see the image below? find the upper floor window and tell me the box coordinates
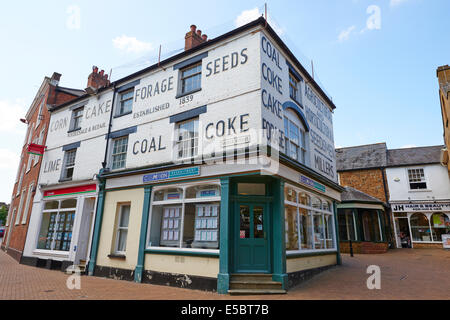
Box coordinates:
[118,89,134,116]
[111,136,128,170]
[408,168,427,190]
[176,118,199,159]
[70,107,83,131]
[289,73,299,102]
[284,116,306,164]
[36,101,44,127]
[180,63,202,95]
[61,149,77,181]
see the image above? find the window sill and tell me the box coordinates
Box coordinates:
[408,189,432,193]
[286,249,337,259]
[67,128,81,134]
[58,178,73,183]
[113,111,133,119]
[175,88,201,99]
[145,247,219,257]
[108,254,126,259]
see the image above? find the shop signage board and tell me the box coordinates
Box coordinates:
[442,235,450,249]
[143,167,200,183]
[43,184,97,198]
[392,203,450,212]
[299,175,326,193]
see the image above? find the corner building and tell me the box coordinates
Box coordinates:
[31,18,342,293]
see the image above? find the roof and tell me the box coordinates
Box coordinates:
[340,186,384,204]
[387,145,444,167]
[56,86,85,97]
[336,143,387,171]
[50,17,336,112]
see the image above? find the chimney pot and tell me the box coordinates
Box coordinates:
[99,70,104,76]
[202,34,207,41]
[190,25,197,32]
[196,30,202,37]
[93,66,98,73]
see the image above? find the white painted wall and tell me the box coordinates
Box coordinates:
[386,164,450,201]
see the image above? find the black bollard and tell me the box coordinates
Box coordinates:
[349,239,354,257]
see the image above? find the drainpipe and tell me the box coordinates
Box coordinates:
[333,200,342,265]
[381,169,394,248]
[102,85,117,169]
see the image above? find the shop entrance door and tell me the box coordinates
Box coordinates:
[395,217,412,248]
[234,203,270,273]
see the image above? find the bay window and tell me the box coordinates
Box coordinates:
[284,185,335,253]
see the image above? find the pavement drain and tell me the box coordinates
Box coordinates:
[400,275,408,280]
[43,289,55,293]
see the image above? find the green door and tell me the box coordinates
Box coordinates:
[234,203,270,273]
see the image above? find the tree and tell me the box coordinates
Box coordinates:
[0,206,8,226]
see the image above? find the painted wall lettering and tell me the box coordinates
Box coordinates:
[43,159,61,173]
[261,89,282,119]
[135,77,174,102]
[132,136,166,155]
[85,100,111,119]
[205,48,248,77]
[50,118,68,132]
[133,103,169,119]
[68,122,106,137]
[205,114,249,139]
[261,36,282,71]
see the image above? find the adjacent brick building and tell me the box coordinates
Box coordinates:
[2,73,84,262]
[336,143,394,252]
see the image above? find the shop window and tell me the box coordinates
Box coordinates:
[285,205,299,250]
[148,184,220,250]
[299,208,313,249]
[284,187,297,203]
[111,136,128,170]
[176,118,199,159]
[361,210,382,242]
[37,199,76,251]
[408,168,427,190]
[338,209,357,241]
[238,183,266,196]
[410,213,432,242]
[430,213,450,242]
[114,204,130,254]
[180,62,202,95]
[284,185,335,252]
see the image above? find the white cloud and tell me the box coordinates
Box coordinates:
[66,5,81,30]
[400,144,418,149]
[0,99,27,134]
[235,8,285,36]
[338,26,356,42]
[390,0,409,7]
[112,35,154,54]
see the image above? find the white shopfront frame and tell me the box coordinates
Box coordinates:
[284,183,337,256]
[146,179,221,254]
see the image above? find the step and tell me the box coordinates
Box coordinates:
[230,280,282,290]
[228,289,287,295]
[231,274,273,282]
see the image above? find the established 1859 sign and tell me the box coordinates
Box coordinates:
[392,203,450,212]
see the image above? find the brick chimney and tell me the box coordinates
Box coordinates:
[87,66,110,90]
[185,25,207,51]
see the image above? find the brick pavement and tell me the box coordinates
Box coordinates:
[0,248,449,300]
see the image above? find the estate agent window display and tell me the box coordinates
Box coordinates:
[284,184,336,253]
[147,181,221,252]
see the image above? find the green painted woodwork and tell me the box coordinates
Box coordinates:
[217,177,230,294]
[271,179,287,289]
[87,179,106,276]
[134,185,152,283]
[333,200,342,266]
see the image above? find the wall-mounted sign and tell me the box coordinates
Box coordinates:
[299,175,326,193]
[143,167,200,183]
[43,184,97,198]
[392,203,450,212]
[200,190,217,197]
[442,235,450,249]
[27,143,45,156]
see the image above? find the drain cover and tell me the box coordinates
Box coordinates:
[43,289,54,293]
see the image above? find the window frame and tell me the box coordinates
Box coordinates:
[69,107,84,132]
[115,88,134,117]
[284,115,307,164]
[284,184,337,255]
[110,135,129,170]
[289,72,302,105]
[114,204,131,255]
[407,168,428,190]
[21,182,34,224]
[147,181,221,254]
[176,118,199,160]
[60,148,77,182]
[179,62,202,97]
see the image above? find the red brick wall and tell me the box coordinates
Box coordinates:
[339,169,388,203]
[340,241,389,254]
[413,243,444,249]
[3,80,80,260]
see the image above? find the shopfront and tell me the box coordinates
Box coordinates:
[22,183,97,271]
[392,202,450,249]
[88,159,341,294]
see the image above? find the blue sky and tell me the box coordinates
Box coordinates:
[0,0,448,202]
